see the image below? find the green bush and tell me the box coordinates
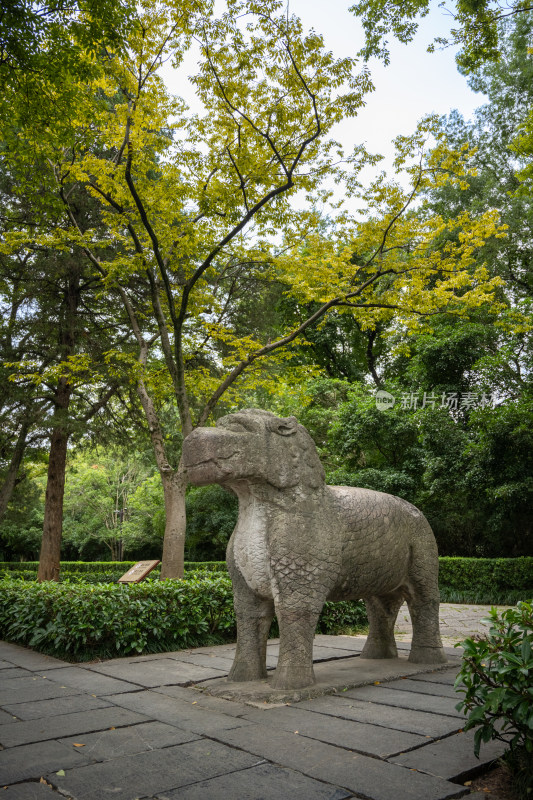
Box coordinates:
[439,557,533,604]
[316,600,368,634]
[2,557,532,603]
[0,574,236,659]
[0,575,367,661]
[0,560,228,583]
[439,557,533,592]
[455,602,533,799]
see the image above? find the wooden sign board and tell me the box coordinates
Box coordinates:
[118,560,160,583]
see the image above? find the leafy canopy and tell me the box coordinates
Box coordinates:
[350,0,533,71]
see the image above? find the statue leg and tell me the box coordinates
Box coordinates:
[406,547,447,664]
[360,591,404,659]
[227,563,274,683]
[270,603,322,690]
[407,587,447,664]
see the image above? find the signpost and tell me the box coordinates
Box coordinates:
[117,560,160,583]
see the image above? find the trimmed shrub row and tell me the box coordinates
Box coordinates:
[2,557,532,596]
[0,574,368,661]
[439,556,533,602]
[0,560,226,574]
[0,561,226,585]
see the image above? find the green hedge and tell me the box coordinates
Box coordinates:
[0,574,367,661]
[0,560,227,574]
[2,557,532,596]
[438,557,533,603]
[0,574,235,659]
[1,557,531,662]
[0,561,227,584]
[1,557,531,614]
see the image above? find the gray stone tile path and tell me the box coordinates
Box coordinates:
[394,602,510,646]
[0,605,509,799]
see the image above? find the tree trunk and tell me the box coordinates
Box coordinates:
[159,466,188,579]
[136,373,188,579]
[0,419,30,522]
[37,378,71,582]
[37,265,81,582]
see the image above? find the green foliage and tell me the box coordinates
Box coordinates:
[327,387,424,502]
[455,602,533,796]
[0,574,236,659]
[465,400,533,556]
[350,0,529,72]
[62,449,161,560]
[185,486,238,562]
[0,574,367,660]
[0,560,228,584]
[0,0,134,84]
[315,600,368,635]
[400,322,498,394]
[1,557,531,605]
[289,375,533,558]
[427,14,533,415]
[0,470,45,561]
[439,558,533,603]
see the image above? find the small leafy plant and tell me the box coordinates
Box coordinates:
[455,601,533,797]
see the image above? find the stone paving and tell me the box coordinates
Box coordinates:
[394,603,509,646]
[0,605,509,800]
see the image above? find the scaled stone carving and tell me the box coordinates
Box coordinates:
[183,409,446,690]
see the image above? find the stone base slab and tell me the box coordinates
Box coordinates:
[196,653,461,705]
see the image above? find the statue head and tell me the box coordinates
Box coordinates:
[182,409,325,491]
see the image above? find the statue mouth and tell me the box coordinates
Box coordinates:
[183,451,236,468]
[183,452,238,484]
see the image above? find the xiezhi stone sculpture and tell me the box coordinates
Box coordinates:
[183,409,446,690]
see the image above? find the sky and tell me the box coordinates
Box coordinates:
[287,0,485,176]
[161,0,486,199]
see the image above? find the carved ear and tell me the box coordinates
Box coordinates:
[267,416,298,436]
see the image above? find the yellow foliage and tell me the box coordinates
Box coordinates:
[2,2,508,432]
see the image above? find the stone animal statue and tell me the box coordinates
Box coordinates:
[182,409,446,690]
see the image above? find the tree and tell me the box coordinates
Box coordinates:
[3,1,506,578]
[268,15,533,558]
[185,485,238,562]
[62,448,157,560]
[430,14,533,298]
[0,268,48,522]
[0,156,140,579]
[0,0,134,111]
[19,0,374,578]
[350,0,533,72]
[0,460,46,561]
